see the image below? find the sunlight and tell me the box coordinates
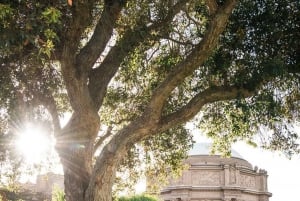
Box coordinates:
[134,179,146,194]
[16,123,51,164]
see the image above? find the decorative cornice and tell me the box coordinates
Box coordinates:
[161,185,272,197]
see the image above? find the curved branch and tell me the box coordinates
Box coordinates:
[158,59,300,132]
[86,2,238,198]
[159,85,255,132]
[147,0,238,121]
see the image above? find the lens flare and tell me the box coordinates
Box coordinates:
[16,123,50,163]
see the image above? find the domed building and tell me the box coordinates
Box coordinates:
[160,143,272,201]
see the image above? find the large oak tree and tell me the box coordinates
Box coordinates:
[0,0,299,201]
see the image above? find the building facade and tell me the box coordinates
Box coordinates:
[22,172,64,198]
[160,143,272,201]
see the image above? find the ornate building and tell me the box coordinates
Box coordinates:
[160,143,272,201]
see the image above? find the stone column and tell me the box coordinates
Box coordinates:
[229,165,237,185]
[224,164,230,186]
[236,167,240,186]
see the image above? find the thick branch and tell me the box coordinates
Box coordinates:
[76,0,126,70]
[88,0,189,110]
[147,0,238,121]
[206,0,218,15]
[159,85,254,131]
[85,116,155,200]
[158,58,300,132]
[64,0,94,58]
[61,0,96,112]
[87,4,239,193]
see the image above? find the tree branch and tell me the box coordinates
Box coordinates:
[42,94,61,134]
[88,0,189,110]
[205,0,218,15]
[64,0,94,58]
[76,0,126,71]
[90,1,238,168]
[28,89,61,133]
[165,32,194,46]
[93,126,112,154]
[147,0,238,121]
[159,85,255,131]
[60,0,97,112]
[158,58,300,132]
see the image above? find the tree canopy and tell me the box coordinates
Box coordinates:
[0,0,299,201]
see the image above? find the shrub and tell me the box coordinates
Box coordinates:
[51,186,65,201]
[117,194,158,201]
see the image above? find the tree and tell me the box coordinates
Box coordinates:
[0,0,299,201]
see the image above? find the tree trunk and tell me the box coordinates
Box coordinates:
[64,168,89,201]
[58,143,93,201]
[56,112,100,201]
[85,176,115,201]
[84,144,120,201]
[61,150,115,201]
[84,119,154,201]
[63,160,115,201]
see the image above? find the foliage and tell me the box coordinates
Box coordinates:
[52,186,65,201]
[197,0,300,157]
[117,194,157,201]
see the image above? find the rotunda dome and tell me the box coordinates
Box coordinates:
[187,142,252,169]
[188,142,243,158]
[160,142,272,201]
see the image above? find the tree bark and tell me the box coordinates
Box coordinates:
[63,169,89,201]
[56,112,100,201]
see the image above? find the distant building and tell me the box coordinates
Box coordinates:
[23,172,64,196]
[160,143,272,201]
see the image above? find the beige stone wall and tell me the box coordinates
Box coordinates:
[22,172,64,195]
[36,172,64,194]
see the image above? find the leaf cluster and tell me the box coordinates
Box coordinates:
[190,0,300,157]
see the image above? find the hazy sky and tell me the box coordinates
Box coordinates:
[233,142,300,201]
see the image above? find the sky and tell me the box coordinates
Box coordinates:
[192,132,300,201]
[233,142,300,201]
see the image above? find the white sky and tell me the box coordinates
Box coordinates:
[233,142,300,201]
[193,133,300,201]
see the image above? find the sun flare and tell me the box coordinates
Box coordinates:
[16,123,51,163]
